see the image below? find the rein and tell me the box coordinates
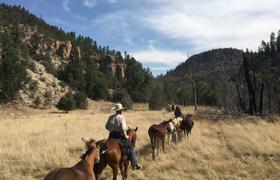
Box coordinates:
[99,138,121,155]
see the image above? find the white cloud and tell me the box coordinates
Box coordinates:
[83,0,97,8]
[62,0,70,12]
[131,45,186,66]
[65,0,280,74]
[141,0,280,52]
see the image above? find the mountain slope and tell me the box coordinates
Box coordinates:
[163,48,243,83]
[0,3,154,107]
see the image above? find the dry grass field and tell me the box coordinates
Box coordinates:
[0,101,280,180]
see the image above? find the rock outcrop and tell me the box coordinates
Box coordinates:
[101,55,126,78]
[117,63,127,79]
[19,61,70,108]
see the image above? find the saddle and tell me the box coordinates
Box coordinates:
[99,132,132,159]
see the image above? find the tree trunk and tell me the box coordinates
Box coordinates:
[191,78,197,111]
[236,83,246,112]
[268,84,272,113]
[243,53,257,115]
[258,81,264,115]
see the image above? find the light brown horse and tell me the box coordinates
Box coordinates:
[148,120,172,160]
[94,127,138,180]
[44,138,100,180]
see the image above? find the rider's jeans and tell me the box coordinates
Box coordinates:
[129,149,138,167]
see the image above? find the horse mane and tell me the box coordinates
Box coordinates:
[160,119,172,125]
[80,139,96,160]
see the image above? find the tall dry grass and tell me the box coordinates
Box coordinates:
[0,102,280,180]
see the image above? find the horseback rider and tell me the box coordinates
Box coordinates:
[105,103,141,170]
[174,105,183,118]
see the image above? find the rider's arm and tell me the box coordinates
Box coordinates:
[120,115,129,138]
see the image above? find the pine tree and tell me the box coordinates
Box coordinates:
[0,33,28,102]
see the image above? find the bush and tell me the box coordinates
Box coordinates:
[149,83,167,110]
[28,80,38,91]
[56,93,76,113]
[33,96,41,108]
[73,91,88,109]
[121,93,133,109]
[113,89,133,109]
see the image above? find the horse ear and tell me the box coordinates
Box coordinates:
[81,137,87,143]
[135,127,138,132]
[128,126,130,130]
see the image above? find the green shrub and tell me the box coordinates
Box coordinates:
[33,96,41,108]
[113,89,133,109]
[56,93,76,113]
[28,80,38,91]
[149,83,167,110]
[73,92,88,109]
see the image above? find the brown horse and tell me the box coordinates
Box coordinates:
[180,114,194,138]
[44,138,100,180]
[148,120,172,160]
[94,127,138,180]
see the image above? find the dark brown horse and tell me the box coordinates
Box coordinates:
[44,138,100,180]
[94,127,138,180]
[148,120,172,160]
[180,114,194,138]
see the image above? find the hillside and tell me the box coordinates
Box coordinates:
[160,40,280,114]
[163,48,243,83]
[0,3,153,108]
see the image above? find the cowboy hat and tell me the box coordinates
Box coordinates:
[111,103,126,112]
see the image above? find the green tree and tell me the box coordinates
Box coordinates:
[58,43,86,91]
[73,91,88,109]
[0,33,28,102]
[56,93,76,113]
[84,59,108,100]
[113,89,133,109]
[148,82,166,110]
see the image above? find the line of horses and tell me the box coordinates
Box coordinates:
[148,114,194,160]
[43,115,194,180]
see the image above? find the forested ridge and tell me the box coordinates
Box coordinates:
[1,3,280,115]
[0,3,154,110]
[161,34,280,115]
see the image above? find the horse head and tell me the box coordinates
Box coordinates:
[127,127,138,147]
[81,137,100,163]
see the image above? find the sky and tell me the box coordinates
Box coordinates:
[2,0,280,76]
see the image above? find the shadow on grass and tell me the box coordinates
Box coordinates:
[50,111,66,114]
[137,143,152,158]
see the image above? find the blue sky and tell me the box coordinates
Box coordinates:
[2,0,280,76]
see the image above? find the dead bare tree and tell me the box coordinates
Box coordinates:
[183,73,197,110]
[243,53,257,115]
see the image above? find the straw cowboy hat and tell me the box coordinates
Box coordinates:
[111,103,126,112]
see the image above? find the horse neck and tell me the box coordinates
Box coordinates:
[127,130,135,141]
[160,122,169,128]
[74,149,96,173]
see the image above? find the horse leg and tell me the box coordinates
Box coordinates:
[120,161,125,180]
[112,164,119,180]
[150,137,155,160]
[166,133,170,145]
[162,136,165,153]
[156,138,160,156]
[94,159,107,180]
[124,160,129,179]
